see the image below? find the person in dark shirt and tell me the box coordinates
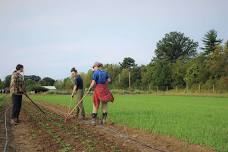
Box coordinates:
[87,62,114,125]
[71,67,85,120]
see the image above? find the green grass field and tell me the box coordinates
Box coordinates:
[32,94,228,152]
[0,95,4,106]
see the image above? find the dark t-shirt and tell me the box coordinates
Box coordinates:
[75,75,83,90]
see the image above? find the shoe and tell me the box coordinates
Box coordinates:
[10,119,18,125]
[10,119,15,125]
[91,113,97,125]
[15,118,20,123]
[101,112,107,125]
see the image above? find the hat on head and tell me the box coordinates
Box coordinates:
[93,62,103,68]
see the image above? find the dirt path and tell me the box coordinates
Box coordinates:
[0,102,19,152]
[0,102,45,152]
[10,111,43,152]
[0,103,10,152]
[1,100,65,152]
[39,102,216,152]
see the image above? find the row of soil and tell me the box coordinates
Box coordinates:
[23,101,128,152]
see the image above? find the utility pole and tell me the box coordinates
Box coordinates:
[128,71,131,89]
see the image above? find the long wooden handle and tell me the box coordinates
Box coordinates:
[65,93,88,119]
[25,94,46,115]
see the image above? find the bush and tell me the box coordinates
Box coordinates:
[202,79,216,90]
[216,76,228,92]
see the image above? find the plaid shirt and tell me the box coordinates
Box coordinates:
[10,72,26,95]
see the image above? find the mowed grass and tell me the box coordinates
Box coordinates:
[0,95,4,106]
[32,94,228,152]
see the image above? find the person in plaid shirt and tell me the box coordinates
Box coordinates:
[10,64,26,125]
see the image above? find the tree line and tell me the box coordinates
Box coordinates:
[1,29,227,92]
[0,75,56,92]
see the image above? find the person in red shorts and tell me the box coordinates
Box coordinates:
[87,62,114,125]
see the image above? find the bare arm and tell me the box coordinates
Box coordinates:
[71,85,77,97]
[87,80,96,92]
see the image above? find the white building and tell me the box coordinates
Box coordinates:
[42,86,57,91]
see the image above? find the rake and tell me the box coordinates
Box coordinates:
[24,94,46,115]
[64,92,88,122]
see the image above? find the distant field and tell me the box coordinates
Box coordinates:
[32,94,228,152]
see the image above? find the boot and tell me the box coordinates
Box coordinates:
[10,119,18,125]
[91,113,97,125]
[101,112,107,125]
[10,119,15,125]
[16,117,20,123]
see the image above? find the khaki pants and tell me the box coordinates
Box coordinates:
[75,89,85,118]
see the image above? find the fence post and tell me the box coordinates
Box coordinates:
[213,84,215,93]
[128,71,131,89]
[186,84,188,94]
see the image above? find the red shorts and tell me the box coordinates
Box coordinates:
[93,84,114,108]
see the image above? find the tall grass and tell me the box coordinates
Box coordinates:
[0,94,5,106]
[32,94,228,152]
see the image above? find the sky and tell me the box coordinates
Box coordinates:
[0,0,228,80]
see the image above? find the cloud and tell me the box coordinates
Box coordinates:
[0,0,228,80]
